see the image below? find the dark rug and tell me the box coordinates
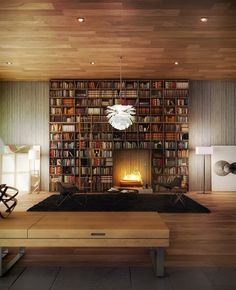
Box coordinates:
[27,193,210,213]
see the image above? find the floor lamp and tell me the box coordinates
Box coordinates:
[28,149,40,193]
[195,146,213,194]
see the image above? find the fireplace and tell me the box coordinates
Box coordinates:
[113,150,151,188]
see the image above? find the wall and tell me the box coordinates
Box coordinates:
[0,82,49,190]
[0,81,235,191]
[189,81,236,191]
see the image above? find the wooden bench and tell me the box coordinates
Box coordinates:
[0,212,169,277]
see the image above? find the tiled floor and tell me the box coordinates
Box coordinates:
[1,266,236,290]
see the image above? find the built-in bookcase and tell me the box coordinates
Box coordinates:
[49,79,189,192]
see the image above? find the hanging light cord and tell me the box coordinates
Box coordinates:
[119,56,122,99]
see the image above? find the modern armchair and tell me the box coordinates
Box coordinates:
[156,176,186,206]
[56,182,87,207]
[156,176,183,192]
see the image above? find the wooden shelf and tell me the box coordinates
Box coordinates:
[49,79,189,192]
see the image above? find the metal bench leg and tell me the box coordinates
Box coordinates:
[150,247,165,277]
[0,247,25,277]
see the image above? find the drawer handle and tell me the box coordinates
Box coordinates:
[91,232,106,236]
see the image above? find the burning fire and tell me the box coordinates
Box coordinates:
[122,170,143,183]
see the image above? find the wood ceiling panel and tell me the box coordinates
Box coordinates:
[0,0,236,80]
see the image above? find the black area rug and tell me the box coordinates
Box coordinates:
[27,193,210,213]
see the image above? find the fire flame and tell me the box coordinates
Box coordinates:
[122,170,142,182]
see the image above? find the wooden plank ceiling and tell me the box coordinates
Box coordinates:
[0,0,236,80]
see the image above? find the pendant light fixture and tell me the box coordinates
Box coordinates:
[106,56,136,130]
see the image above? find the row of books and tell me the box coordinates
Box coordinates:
[51,80,188,90]
[164,124,187,132]
[176,108,188,115]
[50,116,80,123]
[151,90,162,97]
[50,124,75,132]
[92,158,113,166]
[113,141,163,149]
[50,141,74,149]
[50,94,188,106]
[50,90,74,98]
[62,98,74,106]
[51,81,74,89]
[164,81,189,89]
[92,133,113,141]
[50,97,188,108]
[90,141,113,149]
[153,166,188,175]
[50,115,188,125]
[164,98,188,107]
[165,150,189,158]
[101,176,113,183]
[137,116,163,122]
[151,98,162,106]
[92,167,112,175]
[50,107,76,115]
[139,90,150,97]
[75,89,87,97]
[152,157,188,166]
[87,90,116,98]
[92,123,111,131]
[50,98,61,106]
[164,90,188,97]
[49,166,62,175]
[165,116,188,123]
[50,150,75,158]
[88,108,102,115]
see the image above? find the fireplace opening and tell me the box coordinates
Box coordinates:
[113,150,152,190]
[120,169,143,187]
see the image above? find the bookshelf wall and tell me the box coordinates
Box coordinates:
[49,79,189,192]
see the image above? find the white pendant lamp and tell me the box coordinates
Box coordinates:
[106,56,136,130]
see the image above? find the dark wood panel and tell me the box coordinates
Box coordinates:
[0,81,49,190]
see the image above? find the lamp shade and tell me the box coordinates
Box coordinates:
[106,104,135,130]
[195,146,213,155]
[28,149,40,160]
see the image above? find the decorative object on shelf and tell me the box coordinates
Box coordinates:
[28,148,40,193]
[195,146,213,194]
[106,56,136,130]
[0,184,18,218]
[211,146,236,191]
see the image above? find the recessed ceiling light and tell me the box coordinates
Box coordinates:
[6,61,13,65]
[77,17,85,23]
[200,17,208,23]
[90,61,95,65]
[174,61,179,65]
